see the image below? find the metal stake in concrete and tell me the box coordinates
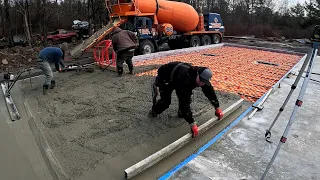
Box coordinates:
[261,41,319,179]
[248,88,272,119]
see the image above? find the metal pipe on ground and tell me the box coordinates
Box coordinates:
[248,88,272,119]
[299,70,320,76]
[124,99,244,179]
[294,74,320,83]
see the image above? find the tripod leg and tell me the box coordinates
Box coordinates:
[261,44,318,180]
[265,47,314,140]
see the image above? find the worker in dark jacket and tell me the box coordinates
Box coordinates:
[111,27,139,76]
[37,43,68,95]
[149,61,224,138]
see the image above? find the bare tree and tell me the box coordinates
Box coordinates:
[41,0,48,46]
[4,0,14,46]
[15,0,32,47]
[0,1,4,37]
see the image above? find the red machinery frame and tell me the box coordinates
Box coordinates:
[93,40,116,68]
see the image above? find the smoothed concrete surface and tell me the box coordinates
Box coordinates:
[1,81,56,180]
[170,56,320,179]
[0,92,38,180]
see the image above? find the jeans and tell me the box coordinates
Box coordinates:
[37,60,53,86]
[116,50,134,69]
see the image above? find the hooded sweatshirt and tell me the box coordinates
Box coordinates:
[111,27,139,53]
[156,61,220,109]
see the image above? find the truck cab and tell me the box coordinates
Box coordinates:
[204,13,225,43]
[119,16,167,55]
[45,29,78,45]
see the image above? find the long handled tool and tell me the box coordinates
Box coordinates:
[260,25,320,180]
[61,63,95,74]
[1,68,34,121]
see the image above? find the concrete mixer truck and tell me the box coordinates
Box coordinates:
[70,0,225,57]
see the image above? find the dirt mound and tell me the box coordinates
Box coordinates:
[0,46,42,73]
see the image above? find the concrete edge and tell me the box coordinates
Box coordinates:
[131,44,225,63]
[272,53,308,89]
[0,57,94,83]
[125,99,244,179]
[224,43,306,56]
[23,97,68,180]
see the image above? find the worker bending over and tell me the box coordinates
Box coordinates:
[111,27,139,76]
[149,61,224,138]
[37,43,68,95]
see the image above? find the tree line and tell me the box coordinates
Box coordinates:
[0,0,319,47]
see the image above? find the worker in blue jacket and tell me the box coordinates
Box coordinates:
[37,43,68,95]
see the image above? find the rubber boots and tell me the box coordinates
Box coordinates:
[178,109,183,118]
[43,85,49,95]
[148,106,158,117]
[117,67,123,77]
[128,65,133,74]
[148,109,158,117]
[50,80,56,89]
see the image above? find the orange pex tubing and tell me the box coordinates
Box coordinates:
[136,0,199,32]
[134,46,303,102]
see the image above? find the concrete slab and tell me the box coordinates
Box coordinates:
[0,81,56,180]
[0,99,39,180]
[20,65,241,180]
[168,56,320,179]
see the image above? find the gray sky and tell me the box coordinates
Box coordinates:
[274,0,309,9]
[289,0,308,6]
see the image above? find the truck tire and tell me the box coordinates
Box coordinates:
[48,40,53,46]
[212,34,221,44]
[71,36,77,43]
[189,35,201,47]
[201,35,211,46]
[168,40,183,50]
[140,39,155,55]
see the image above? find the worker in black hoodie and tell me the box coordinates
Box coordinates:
[149,61,224,138]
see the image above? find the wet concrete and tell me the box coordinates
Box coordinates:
[169,56,320,179]
[0,105,39,180]
[0,78,56,180]
[20,64,241,180]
